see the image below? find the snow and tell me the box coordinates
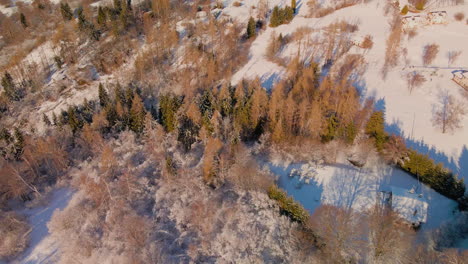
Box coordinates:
[229,0,468,186]
[270,159,457,230]
[13,188,74,264]
[391,186,428,224]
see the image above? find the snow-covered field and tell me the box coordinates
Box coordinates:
[270,159,458,232]
[226,0,468,185]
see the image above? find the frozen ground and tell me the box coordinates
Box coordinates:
[10,188,74,264]
[228,0,468,184]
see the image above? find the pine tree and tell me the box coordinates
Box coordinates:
[1,72,20,101]
[321,113,338,143]
[98,83,109,107]
[177,115,199,152]
[270,6,280,27]
[60,3,73,21]
[97,6,107,27]
[129,94,146,134]
[43,113,51,126]
[365,111,388,151]
[247,17,256,39]
[105,103,118,128]
[67,107,82,134]
[125,87,134,109]
[159,94,181,132]
[77,7,87,31]
[20,13,28,28]
[291,0,296,13]
[113,0,122,13]
[13,128,24,160]
[114,83,126,106]
[0,128,12,144]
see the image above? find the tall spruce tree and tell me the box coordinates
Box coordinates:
[60,2,73,21]
[247,17,256,39]
[20,13,28,28]
[97,6,107,27]
[98,83,109,107]
[129,95,146,134]
[365,111,388,151]
[2,72,20,101]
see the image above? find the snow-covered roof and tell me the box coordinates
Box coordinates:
[391,186,428,224]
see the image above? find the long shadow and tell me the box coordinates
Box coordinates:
[326,165,381,212]
[376,98,466,191]
[269,163,324,214]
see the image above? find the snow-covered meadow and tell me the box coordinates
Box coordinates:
[224,0,468,186]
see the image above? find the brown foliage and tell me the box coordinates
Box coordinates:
[361,35,373,49]
[0,212,30,259]
[422,44,439,66]
[406,71,426,94]
[454,12,465,21]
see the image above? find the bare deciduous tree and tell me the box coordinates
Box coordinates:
[422,44,439,66]
[432,90,466,133]
[366,205,414,264]
[406,71,426,94]
[447,50,462,67]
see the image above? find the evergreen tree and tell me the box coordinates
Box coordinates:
[159,94,181,132]
[270,6,280,27]
[60,2,73,21]
[105,103,118,128]
[20,13,28,28]
[97,6,107,27]
[113,0,122,13]
[177,115,199,152]
[125,86,134,109]
[77,7,87,31]
[114,83,126,106]
[13,128,24,160]
[0,128,12,144]
[365,111,388,151]
[129,95,146,134]
[321,113,338,143]
[67,107,82,134]
[1,72,20,101]
[291,0,296,13]
[43,113,51,126]
[247,17,256,39]
[98,83,109,107]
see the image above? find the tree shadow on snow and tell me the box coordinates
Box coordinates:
[270,163,324,215]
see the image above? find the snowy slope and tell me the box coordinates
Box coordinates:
[229,0,468,183]
[11,189,74,264]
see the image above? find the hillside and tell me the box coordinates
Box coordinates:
[0,0,468,263]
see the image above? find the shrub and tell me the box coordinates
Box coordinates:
[401,5,409,15]
[361,35,374,49]
[233,1,241,7]
[268,185,309,224]
[454,12,465,21]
